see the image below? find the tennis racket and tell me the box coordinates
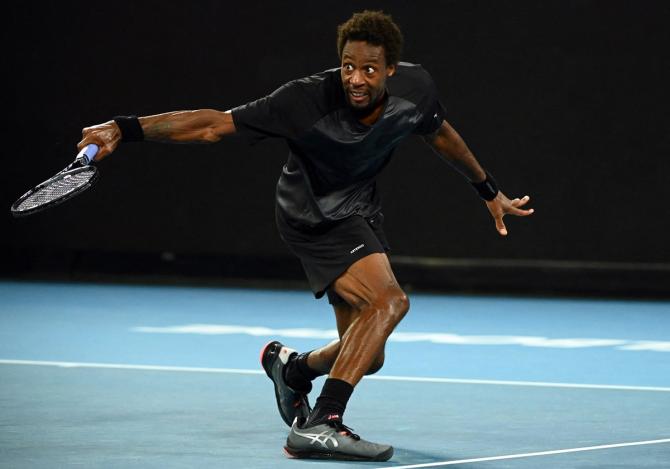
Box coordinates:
[10,144,100,217]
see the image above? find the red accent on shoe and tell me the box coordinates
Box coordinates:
[282,447,297,459]
[259,340,274,365]
[327,414,340,421]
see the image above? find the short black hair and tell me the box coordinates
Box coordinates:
[337,10,404,66]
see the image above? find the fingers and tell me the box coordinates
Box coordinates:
[485,198,509,236]
[511,195,530,207]
[78,128,100,154]
[511,207,534,216]
[486,193,534,236]
[509,195,534,216]
[76,130,90,152]
[77,137,106,161]
[495,214,508,236]
[77,121,119,161]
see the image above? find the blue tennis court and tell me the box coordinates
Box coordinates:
[1,280,669,468]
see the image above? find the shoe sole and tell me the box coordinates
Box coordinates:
[283,445,393,462]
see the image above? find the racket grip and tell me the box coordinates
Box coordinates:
[76,144,100,164]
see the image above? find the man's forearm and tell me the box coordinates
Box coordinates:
[138,109,236,143]
[425,120,486,183]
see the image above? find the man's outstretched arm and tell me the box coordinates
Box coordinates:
[77,109,237,160]
[423,119,534,236]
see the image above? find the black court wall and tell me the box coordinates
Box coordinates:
[3,1,669,296]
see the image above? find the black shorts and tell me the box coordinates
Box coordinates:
[276,209,390,303]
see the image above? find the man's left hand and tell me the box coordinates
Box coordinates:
[486,193,534,236]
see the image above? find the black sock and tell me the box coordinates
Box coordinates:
[284,352,323,393]
[305,378,354,426]
[296,352,323,380]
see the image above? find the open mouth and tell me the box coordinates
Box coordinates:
[349,90,368,103]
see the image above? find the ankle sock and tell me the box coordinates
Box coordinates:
[305,378,354,426]
[296,352,323,380]
[284,351,323,393]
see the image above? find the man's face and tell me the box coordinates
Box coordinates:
[341,40,396,113]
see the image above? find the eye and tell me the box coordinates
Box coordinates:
[343,64,354,72]
[365,66,375,74]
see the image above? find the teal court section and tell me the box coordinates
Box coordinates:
[1,281,669,468]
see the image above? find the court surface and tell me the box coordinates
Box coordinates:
[1,280,669,468]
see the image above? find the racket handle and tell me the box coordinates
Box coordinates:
[76,144,100,165]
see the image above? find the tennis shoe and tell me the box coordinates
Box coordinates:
[284,416,393,461]
[260,340,311,427]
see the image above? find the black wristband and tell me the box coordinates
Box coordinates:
[113,115,144,142]
[471,171,499,201]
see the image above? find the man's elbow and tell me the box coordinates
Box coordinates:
[204,111,237,142]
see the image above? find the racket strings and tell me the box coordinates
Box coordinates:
[14,170,96,212]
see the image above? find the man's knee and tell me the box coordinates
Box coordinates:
[382,288,410,328]
[339,286,408,317]
[391,289,410,318]
[353,287,409,338]
[366,352,385,375]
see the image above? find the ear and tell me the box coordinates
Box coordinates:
[386,64,396,77]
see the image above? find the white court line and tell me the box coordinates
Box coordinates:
[366,374,670,392]
[380,438,670,469]
[0,359,264,375]
[1,359,670,393]
[131,324,670,352]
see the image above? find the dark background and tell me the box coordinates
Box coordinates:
[3,0,669,296]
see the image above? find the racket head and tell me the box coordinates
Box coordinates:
[11,165,99,217]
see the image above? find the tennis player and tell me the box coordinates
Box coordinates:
[79,10,533,461]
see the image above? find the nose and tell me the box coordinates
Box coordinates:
[350,69,364,86]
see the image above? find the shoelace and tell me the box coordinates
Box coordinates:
[329,421,360,441]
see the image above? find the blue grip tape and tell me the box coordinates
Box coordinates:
[77,144,99,164]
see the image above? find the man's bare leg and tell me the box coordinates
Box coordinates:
[302,301,386,376]
[303,252,409,425]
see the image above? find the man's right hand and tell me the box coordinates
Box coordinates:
[77,120,122,162]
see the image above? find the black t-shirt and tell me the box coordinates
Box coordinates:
[231,62,447,228]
